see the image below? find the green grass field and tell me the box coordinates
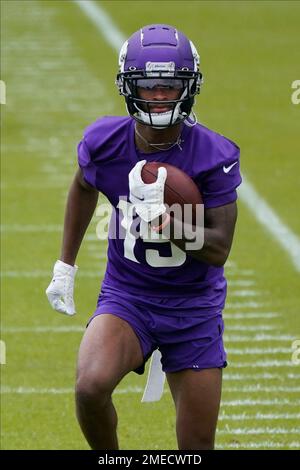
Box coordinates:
[1,0,300,450]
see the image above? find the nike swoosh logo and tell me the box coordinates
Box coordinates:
[131,194,145,201]
[223,162,238,173]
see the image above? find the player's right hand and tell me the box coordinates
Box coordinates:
[46,260,78,316]
[129,160,167,222]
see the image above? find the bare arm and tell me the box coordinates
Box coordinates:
[159,202,238,267]
[60,169,99,265]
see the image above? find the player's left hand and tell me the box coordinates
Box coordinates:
[129,160,167,222]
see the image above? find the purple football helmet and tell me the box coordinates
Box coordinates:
[116,24,203,128]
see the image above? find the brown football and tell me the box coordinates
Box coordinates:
[141,161,203,224]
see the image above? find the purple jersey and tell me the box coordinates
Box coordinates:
[78,116,241,312]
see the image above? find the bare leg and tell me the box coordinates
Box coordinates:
[75,314,144,450]
[167,368,222,450]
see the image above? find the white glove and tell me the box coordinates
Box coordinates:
[46,260,78,316]
[129,160,167,222]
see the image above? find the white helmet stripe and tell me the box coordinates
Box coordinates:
[189,40,200,72]
[118,41,128,73]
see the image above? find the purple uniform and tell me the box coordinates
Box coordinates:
[78,116,241,372]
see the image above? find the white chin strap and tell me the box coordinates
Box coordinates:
[134,100,184,128]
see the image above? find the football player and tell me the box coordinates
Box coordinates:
[46,24,241,450]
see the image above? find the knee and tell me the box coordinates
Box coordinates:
[75,370,114,409]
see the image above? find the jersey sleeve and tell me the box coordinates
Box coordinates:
[199,148,242,209]
[77,138,98,189]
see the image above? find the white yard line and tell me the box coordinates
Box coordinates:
[2,326,85,333]
[225,334,294,341]
[227,280,256,287]
[0,226,104,244]
[72,0,300,273]
[229,360,295,368]
[224,312,280,319]
[0,387,74,394]
[2,387,300,404]
[2,387,300,408]
[0,386,144,395]
[225,302,266,309]
[226,325,276,331]
[228,347,291,355]
[224,372,300,381]
[1,224,62,233]
[218,427,300,435]
[2,324,278,334]
[0,270,104,278]
[216,442,300,449]
[226,269,255,276]
[229,290,261,297]
[219,412,300,421]
[223,398,300,406]
[224,385,300,393]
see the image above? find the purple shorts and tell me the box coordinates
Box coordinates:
[88,288,227,375]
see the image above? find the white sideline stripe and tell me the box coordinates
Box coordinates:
[72,1,300,274]
[224,312,280,319]
[239,177,300,272]
[219,427,300,435]
[219,413,300,421]
[216,442,300,449]
[73,0,125,50]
